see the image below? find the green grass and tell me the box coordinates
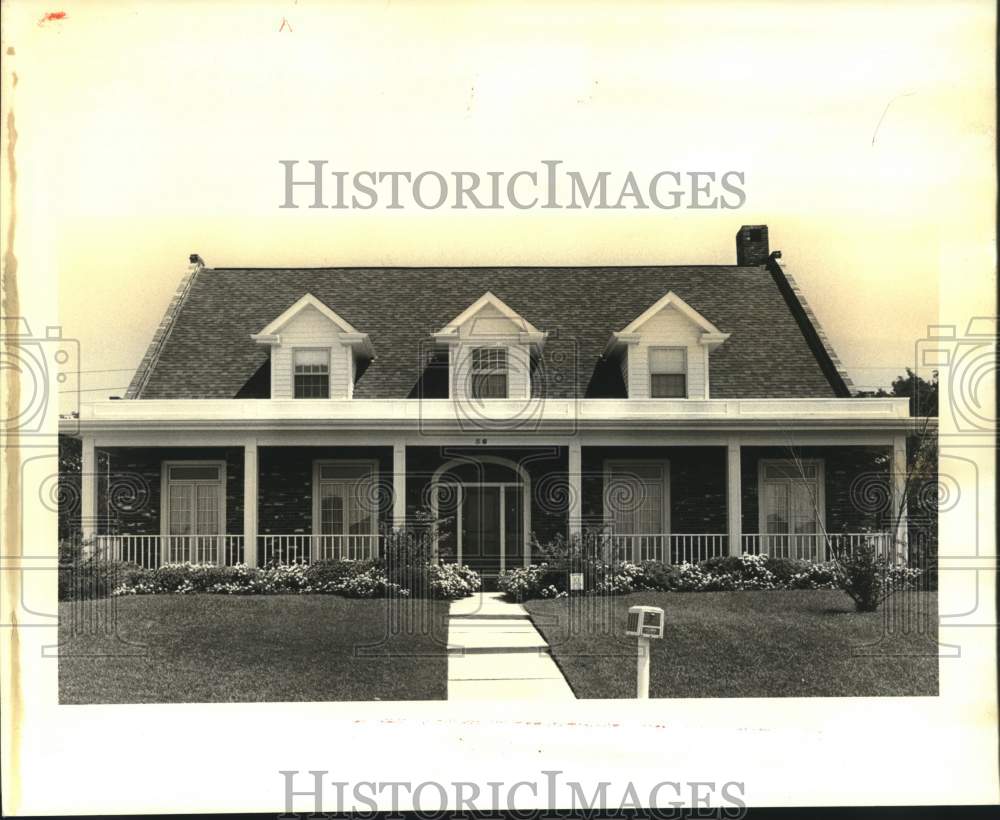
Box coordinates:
[59,595,451,703]
[525,590,938,699]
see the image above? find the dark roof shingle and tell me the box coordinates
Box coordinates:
[135,265,844,400]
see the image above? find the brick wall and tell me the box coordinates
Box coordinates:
[101,447,244,535]
[740,445,889,533]
[257,446,393,534]
[581,446,728,532]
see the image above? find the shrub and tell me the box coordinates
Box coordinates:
[58,539,140,601]
[787,561,839,590]
[497,564,551,602]
[832,540,923,611]
[110,560,406,598]
[304,559,380,591]
[763,556,813,584]
[426,563,482,599]
[592,561,644,594]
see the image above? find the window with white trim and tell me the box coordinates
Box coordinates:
[293,348,330,398]
[315,461,379,537]
[470,347,508,399]
[163,461,226,563]
[649,347,687,398]
[604,461,669,534]
[759,460,823,538]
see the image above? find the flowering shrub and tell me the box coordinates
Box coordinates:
[787,562,839,590]
[111,560,406,598]
[496,564,552,602]
[426,563,482,599]
[109,557,481,600]
[592,561,644,594]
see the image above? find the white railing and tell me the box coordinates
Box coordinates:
[258,534,382,564]
[741,532,893,563]
[604,533,729,564]
[96,534,244,568]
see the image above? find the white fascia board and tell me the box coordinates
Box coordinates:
[619,290,726,336]
[433,291,542,336]
[340,332,376,359]
[254,293,360,338]
[699,332,732,351]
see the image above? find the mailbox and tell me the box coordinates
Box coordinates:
[626,605,665,639]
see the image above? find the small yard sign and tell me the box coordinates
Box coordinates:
[569,572,584,591]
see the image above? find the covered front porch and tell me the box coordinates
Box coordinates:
[82,437,907,574]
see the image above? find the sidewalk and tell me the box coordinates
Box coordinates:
[446,592,576,700]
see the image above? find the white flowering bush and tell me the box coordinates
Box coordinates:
[109,557,482,600]
[426,563,482,599]
[592,561,644,594]
[111,560,405,598]
[497,564,554,602]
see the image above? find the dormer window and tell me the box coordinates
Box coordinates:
[604,291,729,400]
[251,293,373,400]
[293,349,330,398]
[431,292,546,403]
[470,347,508,399]
[649,347,687,398]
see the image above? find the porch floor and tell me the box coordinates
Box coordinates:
[446,593,576,700]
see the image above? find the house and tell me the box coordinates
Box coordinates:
[65,225,917,575]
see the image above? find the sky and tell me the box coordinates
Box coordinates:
[2,1,995,413]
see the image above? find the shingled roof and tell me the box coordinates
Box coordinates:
[131,264,851,400]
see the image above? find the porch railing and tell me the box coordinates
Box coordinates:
[96,534,244,568]
[741,532,893,563]
[94,532,892,569]
[605,532,894,565]
[258,534,382,565]
[604,534,729,564]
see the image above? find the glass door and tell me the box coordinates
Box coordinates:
[165,463,223,564]
[462,485,501,572]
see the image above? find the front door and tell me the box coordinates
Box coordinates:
[462,486,502,573]
[453,482,523,575]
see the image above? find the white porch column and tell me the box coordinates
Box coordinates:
[80,434,96,554]
[243,437,258,567]
[392,440,406,529]
[568,441,582,539]
[727,436,742,556]
[890,434,909,563]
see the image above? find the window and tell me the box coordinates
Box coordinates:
[759,459,824,555]
[163,461,225,563]
[604,461,668,534]
[293,349,330,398]
[470,347,508,399]
[314,462,378,537]
[649,347,687,398]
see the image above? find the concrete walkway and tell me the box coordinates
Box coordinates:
[447,591,576,700]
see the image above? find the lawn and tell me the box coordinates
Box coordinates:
[525,590,938,699]
[59,595,451,703]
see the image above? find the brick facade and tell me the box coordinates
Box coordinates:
[740,445,890,534]
[101,446,244,535]
[97,443,890,541]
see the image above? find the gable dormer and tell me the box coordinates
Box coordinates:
[432,292,545,401]
[605,292,729,399]
[251,294,373,399]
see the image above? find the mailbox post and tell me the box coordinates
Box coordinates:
[625,605,665,699]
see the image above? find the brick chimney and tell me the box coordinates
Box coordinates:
[736,225,769,265]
